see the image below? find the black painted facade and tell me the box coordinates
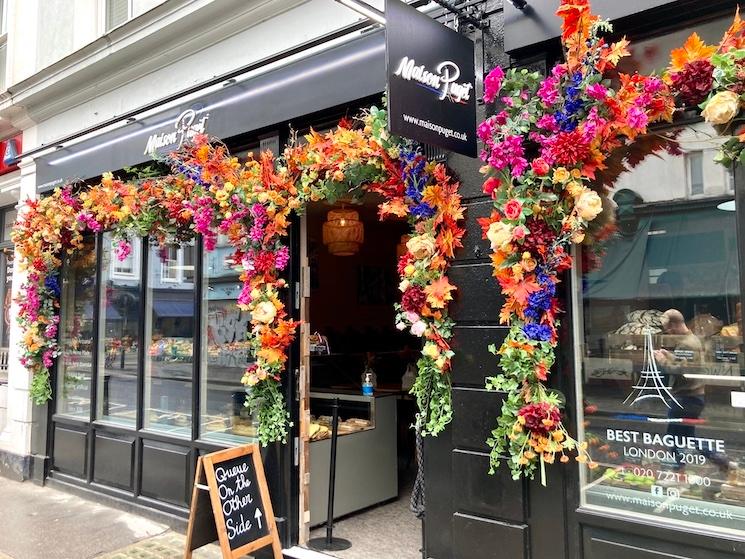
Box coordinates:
[40,2,745,558]
[422,1,745,559]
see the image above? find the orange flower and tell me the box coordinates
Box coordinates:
[424,276,456,308]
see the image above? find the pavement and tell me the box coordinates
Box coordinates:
[0,477,224,558]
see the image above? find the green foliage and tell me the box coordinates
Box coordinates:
[411,355,453,436]
[246,378,292,446]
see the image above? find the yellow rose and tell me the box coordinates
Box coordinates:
[422,343,440,359]
[575,189,603,221]
[566,180,584,198]
[552,167,570,183]
[571,230,586,244]
[486,221,512,251]
[406,235,437,259]
[404,264,416,277]
[702,90,741,125]
[251,301,277,324]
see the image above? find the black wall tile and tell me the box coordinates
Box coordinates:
[457,200,495,262]
[449,264,501,323]
[452,387,504,452]
[93,432,134,491]
[140,440,191,507]
[451,325,507,387]
[453,450,525,523]
[453,512,527,559]
[52,426,87,478]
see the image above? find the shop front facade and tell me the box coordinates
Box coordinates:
[3,1,745,559]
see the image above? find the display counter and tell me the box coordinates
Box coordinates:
[309,391,398,525]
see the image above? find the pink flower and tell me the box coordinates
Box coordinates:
[503,199,523,220]
[410,321,427,337]
[501,96,514,107]
[627,106,648,130]
[512,225,529,241]
[42,350,54,369]
[405,311,420,323]
[551,64,568,79]
[477,118,495,143]
[536,114,559,132]
[537,77,559,105]
[586,83,608,100]
[483,67,505,103]
[275,246,290,270]
[114,240,131,262]
[494,111,508,126]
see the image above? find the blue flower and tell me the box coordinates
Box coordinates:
[411,202,436,219]
[44,274,61,298]
[523,323,552,342]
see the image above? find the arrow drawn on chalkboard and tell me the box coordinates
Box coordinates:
[255,508,263,530]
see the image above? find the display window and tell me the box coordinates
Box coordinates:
[56,235,97,418]
[200,234,256,443]
[575,122,745,534]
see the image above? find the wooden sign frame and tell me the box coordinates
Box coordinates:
[185,444,283,559]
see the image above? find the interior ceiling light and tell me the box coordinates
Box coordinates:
[323,207,364,256]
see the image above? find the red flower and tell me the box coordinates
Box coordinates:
[482,177,500,198]
[518,402,561,435]
[543,129,591,167]
[669,59,714,107]
[531,158,550,176]
[503,199,523,220]
[397,252,414,275]
[401,286,427,313]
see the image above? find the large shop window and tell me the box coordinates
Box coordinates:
[143,243,196,436]
[200,235,255,443]
[57,235,97,418]
[97,234,141,425]
[576,122,745,534]
[54,231,256,443]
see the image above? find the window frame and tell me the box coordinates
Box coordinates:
[101,0,134,33]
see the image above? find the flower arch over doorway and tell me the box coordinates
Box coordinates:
[13,106,464,444]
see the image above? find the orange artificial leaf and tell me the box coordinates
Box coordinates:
[721,7,745,51]
[669,33,716,72]
[422,185,447,209]
[605,38,630,67]
[499,275,540,306]
[379,199,408,218]
[424,276,456,308]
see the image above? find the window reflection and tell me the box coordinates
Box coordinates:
[578,122,745,533]
[144,243,195,436]
[57,235,96,418]
[97,234,141,425]
[200,235,256,443]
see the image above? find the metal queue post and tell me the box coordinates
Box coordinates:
[308,397,352,552]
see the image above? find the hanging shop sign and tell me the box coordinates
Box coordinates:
[385,0,477,157]
[185,445,282,559]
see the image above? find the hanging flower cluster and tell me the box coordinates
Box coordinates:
[13,105,464,445]
[479,0,676,483]
[666,8,745,166]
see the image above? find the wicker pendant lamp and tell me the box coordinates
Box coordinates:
[322,207,364,256]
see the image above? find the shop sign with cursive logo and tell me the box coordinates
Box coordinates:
[144,108,210,156]
[385,0,477,157]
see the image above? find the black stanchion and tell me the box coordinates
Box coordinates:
[309,398,352,552]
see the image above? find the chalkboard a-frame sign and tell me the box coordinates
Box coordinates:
[184,445,282,559]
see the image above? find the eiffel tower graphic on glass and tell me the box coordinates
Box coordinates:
[624,329,683,409]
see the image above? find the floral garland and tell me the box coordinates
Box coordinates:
[664,8,745,166]
[13,105,463,444]
[478,0,678,482]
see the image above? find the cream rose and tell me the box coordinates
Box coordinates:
[406,235,437,259]
[702,91,741,125]
[252,301,277,324]
[575,189,603,222]
[486,221,513,251]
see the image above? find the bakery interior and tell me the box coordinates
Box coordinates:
[304,194,422,557]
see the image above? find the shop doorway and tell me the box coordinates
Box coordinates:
[295,194,423,559]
